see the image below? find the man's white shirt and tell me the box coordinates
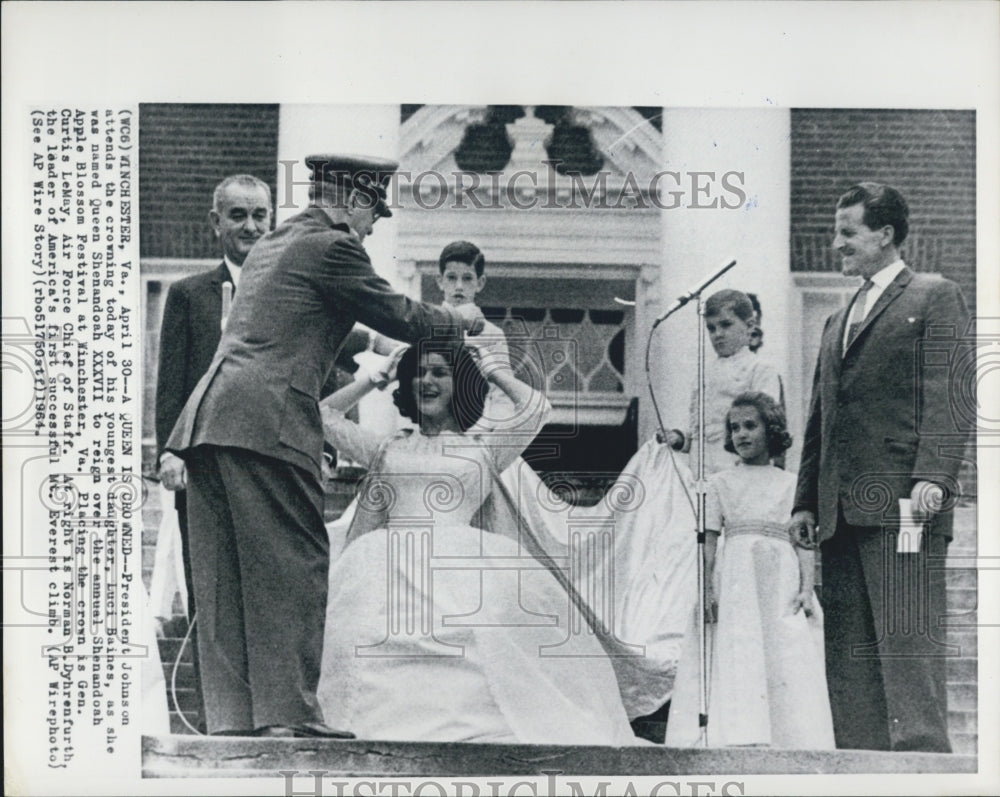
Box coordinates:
[841,259,906,351]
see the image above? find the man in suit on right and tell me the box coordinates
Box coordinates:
[790,183,971,753]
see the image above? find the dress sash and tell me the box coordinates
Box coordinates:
[725,520,792,544]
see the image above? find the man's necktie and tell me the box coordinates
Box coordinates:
[844,279,874,353]
[221,280,234,331]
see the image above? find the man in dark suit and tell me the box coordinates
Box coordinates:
[165,154,485,738]
[156,174,274,617]
[155,174,273,733]
[790,183,971,752]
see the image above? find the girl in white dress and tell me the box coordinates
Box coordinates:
[666,392,835,749]
[317,337,641,745]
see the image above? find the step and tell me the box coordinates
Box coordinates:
[169,712,204,736]
[160,661,198,690]
[947,682,977,712]
[947,709,978,735]
[949,731,978,757]
[158,636,196,662]
[163,685,201,713]
[946,628,978,656]
[945,658,977,682]
[142,735,978,779]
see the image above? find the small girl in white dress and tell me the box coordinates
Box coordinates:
[666,392,835,748]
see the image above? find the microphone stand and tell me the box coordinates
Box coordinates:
[646,257,735,748]
[694,293,710,748]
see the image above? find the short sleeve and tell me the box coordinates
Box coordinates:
[704,473,724,532]
[321,407,385,469]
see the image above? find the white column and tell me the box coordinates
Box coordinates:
[277,104,405,435]
[656,109,799,462]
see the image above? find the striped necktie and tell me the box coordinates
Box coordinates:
[844,279,874,353]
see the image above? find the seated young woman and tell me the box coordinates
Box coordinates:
[316,335,642,745]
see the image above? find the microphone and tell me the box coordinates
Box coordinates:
[221,281,233,331]
[653,258,737,325]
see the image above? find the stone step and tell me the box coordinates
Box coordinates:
[162,614,193,636]
[946,628,978,656]
[142,545,157,574]
[169,712,204,735]
[947,709,979,735]
[949,731,978,758]
[947,682,977,712]
[162,661,197,689]
[158,637,196,663]
[156,615,203,733]
[945,567,977,589]
[160,655,195,688]
[946,658,977,682]
[142,735,978,779]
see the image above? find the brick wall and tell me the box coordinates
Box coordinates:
[790,109,976,314]
[139,103,280,258]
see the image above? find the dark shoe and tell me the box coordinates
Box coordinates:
[254,722,355,739]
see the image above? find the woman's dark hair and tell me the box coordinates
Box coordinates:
[392,337,489,432]
[723,391,793,456]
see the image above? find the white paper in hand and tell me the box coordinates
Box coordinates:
[897,498,925,554]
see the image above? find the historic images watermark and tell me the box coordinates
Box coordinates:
[279,770,747,796]
[277,160,750,213]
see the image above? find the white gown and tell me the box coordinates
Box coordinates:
[665,464,835,748]
[318,408,641,745]
[326,327,700,724]
[496,440,698,719]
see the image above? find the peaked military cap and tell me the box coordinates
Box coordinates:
[305,154,399,218]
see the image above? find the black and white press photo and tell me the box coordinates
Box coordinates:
[3,3,997,795]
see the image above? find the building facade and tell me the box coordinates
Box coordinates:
[140,104,977,752]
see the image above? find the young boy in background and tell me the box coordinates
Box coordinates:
[436,240,520,433]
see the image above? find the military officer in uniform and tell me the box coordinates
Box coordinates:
[166,154,484,737]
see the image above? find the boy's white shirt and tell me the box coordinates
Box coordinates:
[685,345,783,475]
